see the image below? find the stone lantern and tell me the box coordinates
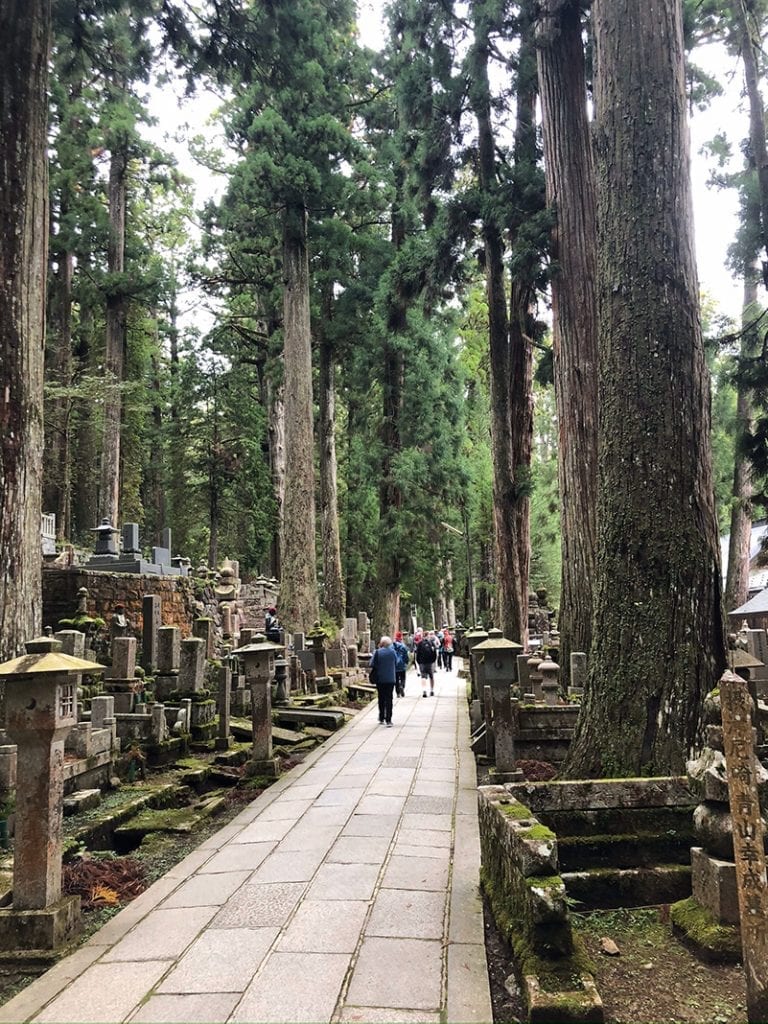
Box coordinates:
[306,623,332,692]
[0,637,104,952]
[539,656,560,706]
[473,636,523,781]
[233,634,283,777]
[89,517,120,561]
[464,626,489,699]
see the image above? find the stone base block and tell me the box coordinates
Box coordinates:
[231,690,251,716]
[191,722,218,742]
[0,896,80,952]
[111,693,135,714]
[691,847,739,925]
[525,974,603,1023]
[245,757,279,779]
[63,789,101,815]
[489,768,524,784]
[214,735,231,752]
[154,674,180,701]
[315,676,334,693]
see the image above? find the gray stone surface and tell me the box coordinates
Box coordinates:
[256,797,313,820]
[130,993,240,1022]
[279,823,343,852]
[394,844,451,861]
[198,842,276,874]
[366,889,445,939]
[339,1009,440,1023]
[401,812,453,832]
[446,944,494,1024]
[102,907,217,961]
[213,881,306,929]
[405,795,454,815]
[251,847,327,883]
[308,863,380,900]
[163,871,250,909]
[234,817,295,844]
[278,899,369,953]
[157,927,278,993]
[327,836,391,863]
[382,855,450,892]
[398,827,452,848]
[35,961,171,1022]
[231,952,351,1023]
[346,937,442,1011]
[343,814,399,838]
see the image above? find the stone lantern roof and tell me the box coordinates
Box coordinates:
[0,636,104,677]
[472,637,523,652]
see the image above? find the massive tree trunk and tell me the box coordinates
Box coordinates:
[536,0,598,680]
[564,0,726,777]
[99,144,128,525]
[278,203,319,631]
[470,4,536,644]
[725,274,758,611]
[267,375,286,580]
[0,0,49,660]
[71,279,98,539]
[317,289,344,624]
[734,0,768,274]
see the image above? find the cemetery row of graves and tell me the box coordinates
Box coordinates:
[0,532,766,1021]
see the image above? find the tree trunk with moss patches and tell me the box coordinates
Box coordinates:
[734,0,768,274]
[725,275,758,611]
[318,291,344,624]
[279,203,318,631]
[536,0,598,683]
[0,0,48,663]
[563,0,726,778]
[267,374,285,581]
[99,145,127,525]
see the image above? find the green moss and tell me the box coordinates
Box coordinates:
[670,897,741,958]
[525,874,564,891]
[499,799,534,820]
[519,824,556,841]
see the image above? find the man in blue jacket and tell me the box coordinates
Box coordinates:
[392,631,409,697]
[370,636,397,726]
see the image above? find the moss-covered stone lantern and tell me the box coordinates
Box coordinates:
[0,636,104,952]
[464,626,489,699]
[232,634,283,777]
[472,636,523,781]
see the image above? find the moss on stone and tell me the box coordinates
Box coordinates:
[670,897,741,959]
[499,799,534,820]
[519,823,556,842]
[525,874,564,890]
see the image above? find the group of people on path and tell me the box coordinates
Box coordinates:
[369,626,455,727]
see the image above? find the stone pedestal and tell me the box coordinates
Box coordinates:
[111,637,136,680]
[193,618,214,659]
[691,847,739,925]
[157,627,181,675]
[54,631,85,658]
[490,682,519,775]
[527,655,544,703]
[0,896,81,952]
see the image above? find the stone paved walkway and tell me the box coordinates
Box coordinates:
[0,663,491,1024]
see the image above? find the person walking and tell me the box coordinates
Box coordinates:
[393,631,409,696]
[370,636,397,726]
[416,632,437,697]
[442,626,454,671]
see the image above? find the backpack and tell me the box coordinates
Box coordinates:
[417,638,435,663]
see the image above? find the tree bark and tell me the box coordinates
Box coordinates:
[267,375,286,580]
[318,289,344,625]
[99,144,128,525]
[0,0,49,660]
[734,0,768,276]
[563,0,726,777]
[725,274,758,611]
[278,203,319,631]
[536,0,598,681]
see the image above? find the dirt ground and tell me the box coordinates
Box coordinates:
[484,903,748,1024]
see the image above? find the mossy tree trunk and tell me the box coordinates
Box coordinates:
[536,0,598,682]
[0,0,49,662]
[279,202,319,632]
[563,0,726,778]
[318,285,344,625]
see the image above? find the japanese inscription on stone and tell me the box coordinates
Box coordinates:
[720,670,768,1023]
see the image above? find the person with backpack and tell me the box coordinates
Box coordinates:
[369,635,398,726]
[392,631,409,696]
[416,632,437,697]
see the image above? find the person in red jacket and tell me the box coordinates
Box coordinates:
[442,627,454,671]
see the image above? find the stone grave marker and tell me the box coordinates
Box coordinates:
[141,595,161,673]
[193,617,214,659]
[179,637,205,693]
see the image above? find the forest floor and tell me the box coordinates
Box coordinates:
[484,903,747,1024]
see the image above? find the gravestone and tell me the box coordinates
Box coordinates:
[122,522,140,555]
[55,630,85,659]
[141,595,162,673]
[157,626,181,675]
[569,652,587,699]
[193,618,214,659]
[215,653,232,751]
[179,638,205,693]
[111,637,136,680]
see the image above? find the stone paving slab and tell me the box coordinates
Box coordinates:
[0,663,491,1024]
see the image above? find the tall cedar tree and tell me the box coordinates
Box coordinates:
[536,0,598,677]
[467,0,543,642]
[0,0,49,660]
[563,0,726,777]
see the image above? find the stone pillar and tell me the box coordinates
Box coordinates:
[54,630,85,658]
[293,632,305,653]
[569,652,587,699]
[157,626,181,675]
[215,657,232,752]
[483,685,494,760]
[490,684,520,777]
[540,657,559,706]
[240,628,259,646]
[179,638,205,694]
[517,654,530,694]
[274,657,289,706]
[141,595,162,673]
[221,605,233,638]
[91,695,115,730]
[527,654,544,703]
[193,618,214,659]
[112,636,137,680]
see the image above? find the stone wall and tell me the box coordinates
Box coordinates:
[42,568,216,638]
